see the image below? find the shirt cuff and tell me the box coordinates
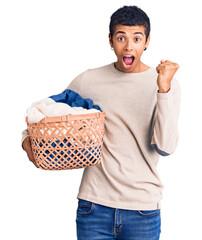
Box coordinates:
[157,88,172,99]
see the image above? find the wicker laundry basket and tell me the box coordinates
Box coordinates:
[26,112,106,170]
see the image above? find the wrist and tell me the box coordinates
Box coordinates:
[158,88,170,93]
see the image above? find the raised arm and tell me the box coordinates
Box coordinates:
[151,60,181,156]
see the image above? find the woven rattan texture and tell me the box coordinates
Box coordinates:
[27,112,106,170]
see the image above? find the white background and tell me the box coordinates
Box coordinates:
[0,0,201,239]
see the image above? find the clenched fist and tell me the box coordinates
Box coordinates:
[156,60,179,93]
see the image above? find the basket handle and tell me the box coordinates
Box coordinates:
[26,112,105,124]
[41,112,103,123]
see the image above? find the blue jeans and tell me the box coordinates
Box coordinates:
[76,199,161,240]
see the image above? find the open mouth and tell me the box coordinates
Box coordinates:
[122,56,135,68]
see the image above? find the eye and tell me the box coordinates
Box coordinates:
[135,37,141,42]
[118,36,125,41]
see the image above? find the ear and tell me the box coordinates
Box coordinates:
[145,34,150,49]
[109,33,113,47]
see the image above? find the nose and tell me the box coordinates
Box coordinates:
[125,39,133,51]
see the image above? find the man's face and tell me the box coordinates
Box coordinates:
[109,24,150,73]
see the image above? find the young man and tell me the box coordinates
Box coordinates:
[22,5,180,240]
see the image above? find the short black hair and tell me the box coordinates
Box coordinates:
[109,5,150,43]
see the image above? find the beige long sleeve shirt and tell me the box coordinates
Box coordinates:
[22,62,181,210]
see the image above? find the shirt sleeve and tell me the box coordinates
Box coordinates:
[151,77,181,156]
[62,70,86,94]
[21,129,29,146]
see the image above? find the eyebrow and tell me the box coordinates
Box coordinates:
[115,31,144,36]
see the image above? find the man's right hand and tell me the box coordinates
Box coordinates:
[22,137,39,168]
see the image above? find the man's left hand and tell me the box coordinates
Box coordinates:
[156,60,180,93]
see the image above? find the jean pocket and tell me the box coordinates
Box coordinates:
[77,199,95,216]
[137,209,160,217]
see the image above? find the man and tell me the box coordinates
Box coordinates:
[22,5,180,240]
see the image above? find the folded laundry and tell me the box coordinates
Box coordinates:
[26,89,102,124]
[49,89,102,111]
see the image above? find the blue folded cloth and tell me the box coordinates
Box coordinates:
[49,89,102,111]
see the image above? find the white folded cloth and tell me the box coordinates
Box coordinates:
[26,98,101,123]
